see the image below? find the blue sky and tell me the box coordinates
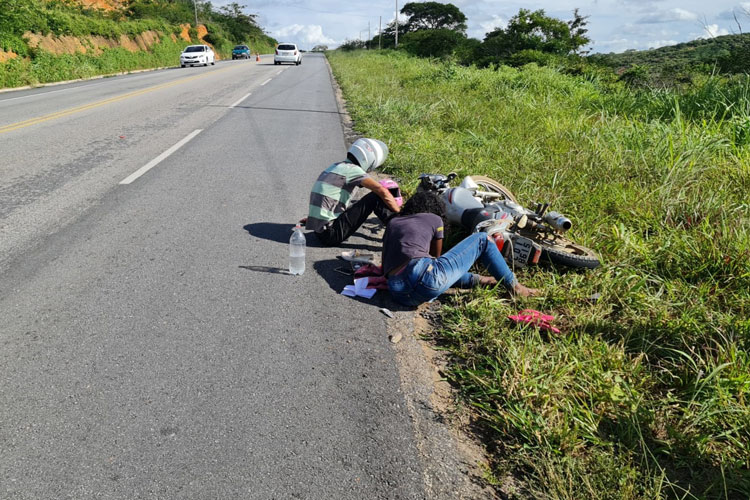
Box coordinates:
[232,0,750,52]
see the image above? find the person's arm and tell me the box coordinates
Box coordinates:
[360,177,401,213]
[430,238,443,258]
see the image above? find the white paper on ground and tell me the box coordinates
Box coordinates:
[341,277,377,299]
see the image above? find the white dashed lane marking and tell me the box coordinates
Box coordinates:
[119,129,203,185]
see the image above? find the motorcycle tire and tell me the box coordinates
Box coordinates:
[469,175,518,204]
[538,238,600,269]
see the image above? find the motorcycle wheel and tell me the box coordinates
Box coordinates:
[469,175,518,204]
[537,237,600,269]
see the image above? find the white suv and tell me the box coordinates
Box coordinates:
[180,45,215,67]
[274,43,301,66]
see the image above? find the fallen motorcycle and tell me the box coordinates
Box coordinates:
[417,173,600,270]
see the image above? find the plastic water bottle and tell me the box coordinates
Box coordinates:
[289,224,306,275]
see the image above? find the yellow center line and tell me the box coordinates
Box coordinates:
[0,65,239,135]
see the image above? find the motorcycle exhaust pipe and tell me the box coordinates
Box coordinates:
[543,211,572,232]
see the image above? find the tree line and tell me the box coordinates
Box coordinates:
[339,2,590,68]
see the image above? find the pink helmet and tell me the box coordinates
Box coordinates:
[379,179,402,207]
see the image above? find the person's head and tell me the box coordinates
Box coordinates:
[399,191,447,226]
[347,138,388,172]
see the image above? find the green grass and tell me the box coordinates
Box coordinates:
[328,50,750,499]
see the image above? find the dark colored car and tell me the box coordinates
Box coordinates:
[232,45,251,60]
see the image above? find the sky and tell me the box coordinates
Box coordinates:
[230,0,750,53]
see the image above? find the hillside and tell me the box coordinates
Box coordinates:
[0,0,277,88]
[589,32,750,74]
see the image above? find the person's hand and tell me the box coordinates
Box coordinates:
[299,216,308,225]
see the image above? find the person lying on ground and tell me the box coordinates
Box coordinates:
[300,138,401,246]
[382,191,538,306]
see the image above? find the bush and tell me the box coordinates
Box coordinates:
[453,36,480,66]
[400,28,465,59]
[507,49,554,67]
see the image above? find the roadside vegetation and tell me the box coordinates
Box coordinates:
[0,0,276,88]
[328,48,750,499]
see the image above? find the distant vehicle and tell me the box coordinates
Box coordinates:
[232,45,251,60]
[274,43,302,66]
[180,45,215,67]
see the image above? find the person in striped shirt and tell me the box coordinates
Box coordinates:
[301,138,401,246]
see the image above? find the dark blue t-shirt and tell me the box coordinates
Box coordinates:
[382,213,444,275]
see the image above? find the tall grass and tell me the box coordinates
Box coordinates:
[328,50,750,499]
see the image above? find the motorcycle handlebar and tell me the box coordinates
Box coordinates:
[543,211,572,232]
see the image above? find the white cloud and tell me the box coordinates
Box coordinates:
[645,39,680,48]
[637,7,699,23]
[274,24,337,47]
[700,23,731,37]
[469,15,504,40]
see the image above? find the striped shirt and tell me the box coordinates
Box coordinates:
[306,161,367,232]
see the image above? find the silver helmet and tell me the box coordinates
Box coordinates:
[348,138,388,171]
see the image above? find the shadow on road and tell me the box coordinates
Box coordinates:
[239,265,288,274]
[313,258,413,311]
[243,222,381,252]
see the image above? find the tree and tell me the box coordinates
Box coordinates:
[401,2,467,33]
[377,20,407,49]
[568,8,590,55]
[480,8,590,65]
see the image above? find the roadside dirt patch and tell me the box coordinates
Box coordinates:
[0,50,18,63]
[196,24,208,41]
[117,34,139,52]
[24,33,90,55]
[23,31,160,56]
[89,35,119,54]
[75,0,123,10]
[134,30,160,51]
[179,24,191,42]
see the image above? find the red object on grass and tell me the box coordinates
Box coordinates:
[507,309,561,334]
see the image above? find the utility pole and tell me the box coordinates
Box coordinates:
[193,0,198,28]
[395,0,399,48]
[379,16,382,50]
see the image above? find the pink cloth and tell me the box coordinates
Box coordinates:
[353,264,383,278]
[507,309,561,334]
[353,264,388,289]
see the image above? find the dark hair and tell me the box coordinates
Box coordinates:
[346,152,360,166]
[398,191,447,226]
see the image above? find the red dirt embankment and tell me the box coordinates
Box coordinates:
[20,25,215,57]
[0,51,18,63]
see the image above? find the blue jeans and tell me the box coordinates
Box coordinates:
[387,232,517,306]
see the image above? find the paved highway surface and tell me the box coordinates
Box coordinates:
[0,55,483,498]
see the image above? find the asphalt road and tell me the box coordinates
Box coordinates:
[0,55,484,498]
[0,54,488,499]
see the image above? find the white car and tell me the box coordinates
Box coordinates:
[274,43,302,65]
[180,45,215,67]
